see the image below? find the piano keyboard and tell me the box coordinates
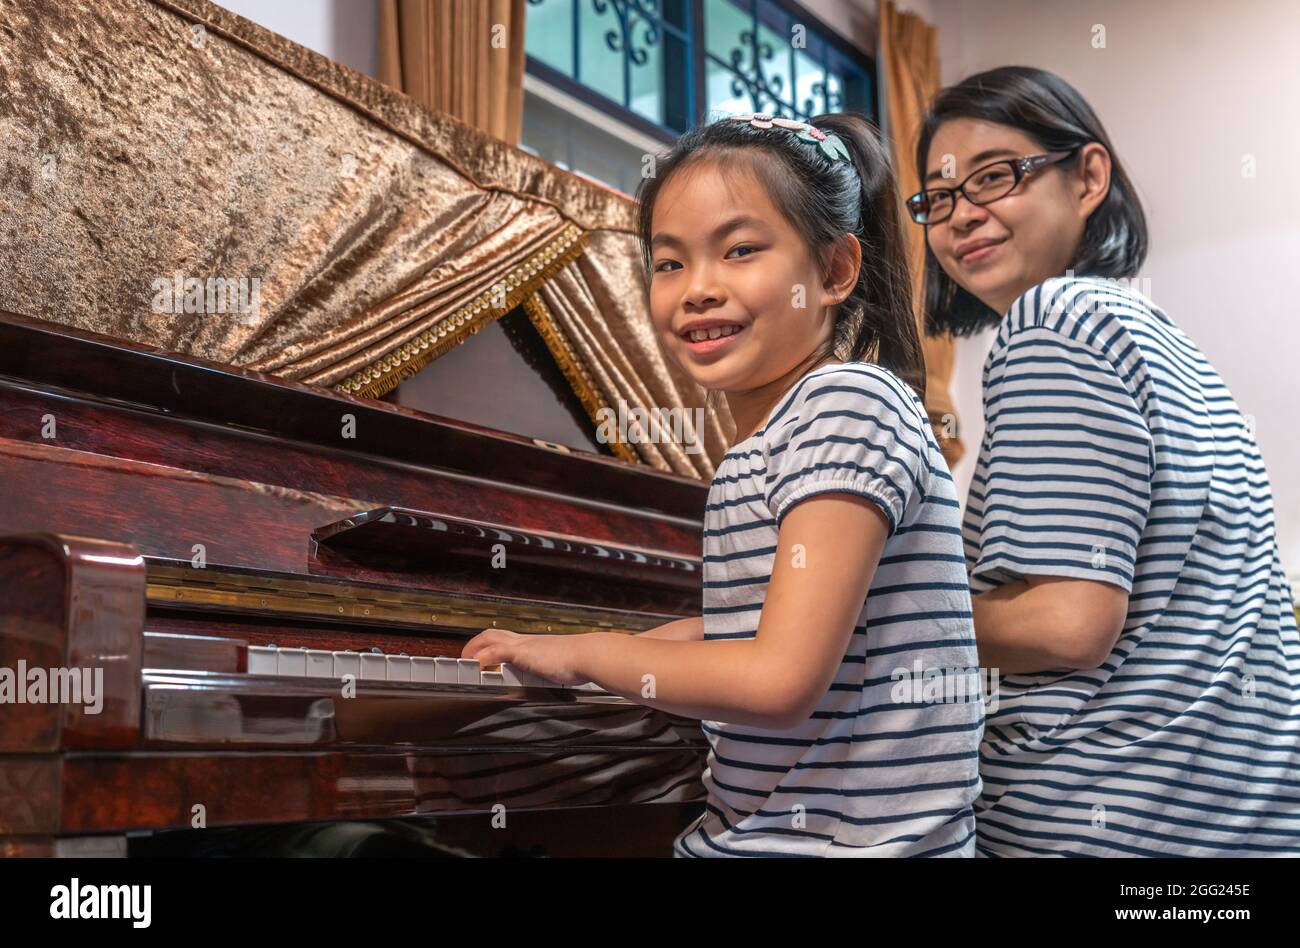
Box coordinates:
[245,644,607,692]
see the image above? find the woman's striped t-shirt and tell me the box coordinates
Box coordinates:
[672,361,984,857]
[965,275,1300,856]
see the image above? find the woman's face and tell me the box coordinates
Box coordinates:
[923,118,1106,316]
[648,158,855,395]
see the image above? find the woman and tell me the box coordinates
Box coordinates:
[909,65,1299,856]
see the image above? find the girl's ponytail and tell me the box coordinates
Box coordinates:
[816,113,926,402]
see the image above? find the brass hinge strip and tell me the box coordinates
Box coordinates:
[146,564,663,636]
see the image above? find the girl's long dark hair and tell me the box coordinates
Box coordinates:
[636,111,926,403]
[914,65,1149,336]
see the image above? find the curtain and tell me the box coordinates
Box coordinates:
[378,0,525,146]
[0,0,727,479]
[879,0,964,467]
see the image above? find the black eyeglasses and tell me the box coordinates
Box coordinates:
[906,148,1080,225]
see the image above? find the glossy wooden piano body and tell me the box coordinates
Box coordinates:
[0,311,709,857]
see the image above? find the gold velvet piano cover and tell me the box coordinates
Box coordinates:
[0,0,732,477]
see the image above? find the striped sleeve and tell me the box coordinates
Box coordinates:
[763,367,929,534]
[970,325,1153,592]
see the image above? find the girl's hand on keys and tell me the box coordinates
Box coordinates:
[461,628,586,686]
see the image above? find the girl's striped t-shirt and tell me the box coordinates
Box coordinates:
[673,361,984,857]
[965,275,1300,856]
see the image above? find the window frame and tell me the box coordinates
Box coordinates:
[524,0,879,147]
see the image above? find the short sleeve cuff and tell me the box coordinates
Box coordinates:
[970,549,1135,594]
[771,477,903,535]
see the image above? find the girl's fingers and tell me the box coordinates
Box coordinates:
[462,629,501,658]
[463,631,515,667]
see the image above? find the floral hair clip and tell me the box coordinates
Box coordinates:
[729,112,852,164]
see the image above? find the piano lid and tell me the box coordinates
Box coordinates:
[0,309,707,618]
[0,310,707,522]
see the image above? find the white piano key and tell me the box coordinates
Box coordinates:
[385,654,412,682]
[411,656,437,683]
[480,669,505,686]
[359,652,387,680]
[499,663,561,688]
[247,645,278,675]
[333,650,361,679]
[305,650,334,678]
[434,657,460,683]
[276,647,307,677]
[456,658,481,684]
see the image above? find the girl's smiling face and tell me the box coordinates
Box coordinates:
[648,157,855,400]
[923,118,1110,316]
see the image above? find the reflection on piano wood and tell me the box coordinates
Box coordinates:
[0,311,709,857]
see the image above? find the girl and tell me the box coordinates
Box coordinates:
[465,111,983,856]
[909,65,1300,855]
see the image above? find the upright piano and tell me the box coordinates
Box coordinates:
[0,310,709,857]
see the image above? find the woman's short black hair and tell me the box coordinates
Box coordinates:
[914,65,1149,336]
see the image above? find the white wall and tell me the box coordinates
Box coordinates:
[802,0,876,49]
[928,0,1300,580]
[803,0,938,53]
[215,0,379,77]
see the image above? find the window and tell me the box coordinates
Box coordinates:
[522,0,877,193]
